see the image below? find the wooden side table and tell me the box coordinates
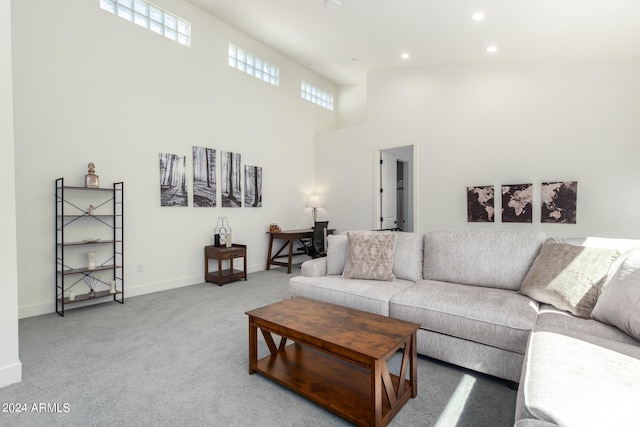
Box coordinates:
[205,244,247,285]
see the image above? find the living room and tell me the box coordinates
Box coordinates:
[2,0,639,418]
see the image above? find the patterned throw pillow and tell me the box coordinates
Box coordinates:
[342,232,397,281]
[520,239,620,318]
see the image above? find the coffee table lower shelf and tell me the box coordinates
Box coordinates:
[252,343,412,426]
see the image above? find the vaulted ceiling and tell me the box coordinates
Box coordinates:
[187,0,640,85]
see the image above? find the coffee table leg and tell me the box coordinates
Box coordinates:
[373,361,383,427]
[248,316,257,374]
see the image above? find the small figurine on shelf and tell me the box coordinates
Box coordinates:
[83,276,98,298]
[87,252,96,270]
[88,205,95,216]
[85,162,99,188]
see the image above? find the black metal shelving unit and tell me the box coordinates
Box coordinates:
[55,178,124,316]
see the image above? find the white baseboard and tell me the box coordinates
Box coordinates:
[0,361,22,388]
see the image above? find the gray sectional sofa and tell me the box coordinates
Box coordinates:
[288,229,640,427]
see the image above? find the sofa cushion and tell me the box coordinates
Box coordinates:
[519,328,640,427]
[520,239,620,318]
[423,229,546,291]
[592,248,640,341]
[390,280,539,354]
[343,232,397,281]
[536,304,639,346]
[288,275,414,316]
[327,232,423,282]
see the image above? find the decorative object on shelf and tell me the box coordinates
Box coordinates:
[223,216,232,247]
[69,290,76,301]
[244,165,262,207]
[88,204,95,216]
[109,281,116,294]
[214,217,223,247]
[467,185,495,223]
[309,195,321,223]
[269,223,281,232]
[85,162,99,188]
[87,252,96,270]
[83,276,98,298]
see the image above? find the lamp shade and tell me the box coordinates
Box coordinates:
[309,195,321,208]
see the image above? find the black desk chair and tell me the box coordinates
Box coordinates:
[302,221,329,258]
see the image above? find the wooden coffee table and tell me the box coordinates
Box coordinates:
[246,297,419,427]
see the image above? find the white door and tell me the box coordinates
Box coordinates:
[380,151,397,229]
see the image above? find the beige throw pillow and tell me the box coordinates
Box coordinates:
[520,239,620,318]
[591,249,640,341]
[342,232,397,281]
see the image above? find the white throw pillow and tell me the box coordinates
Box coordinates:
[326,234,348,275]
[592,249,640,341]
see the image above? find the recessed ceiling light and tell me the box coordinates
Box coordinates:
[486,46,498,53]
[472,12,485,21]
[401,52,410,59]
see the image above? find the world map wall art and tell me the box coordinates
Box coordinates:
[468,181,577,224]
[502,184,533,223]
[467,185,495,222]
[541,181,577,224]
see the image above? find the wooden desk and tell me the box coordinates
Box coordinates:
[266,228,333,274]
[266,229,312,274]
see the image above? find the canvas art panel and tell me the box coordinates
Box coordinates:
[159,153,188,207]
[193,146,216,207]
[244,165,262,207]
[467,185,495,222]
[221,151,242,207]
[541,181,577,224]
[502,184,533,223]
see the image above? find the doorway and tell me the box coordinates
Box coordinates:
[376,145,415,232]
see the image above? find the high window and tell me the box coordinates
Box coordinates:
[228,44,279,87]
[301,82,334,111]
[100,0,191,47]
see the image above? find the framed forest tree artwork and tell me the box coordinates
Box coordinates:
[193,146,216,207]
[221,151,242,207]
[159,153,188,207]
[244,165,262,207]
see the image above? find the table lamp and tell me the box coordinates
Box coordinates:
[309,195,320,223]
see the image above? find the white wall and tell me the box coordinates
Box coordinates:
[317,60,640,238]
[0,0,22,387]
[12,0,335,317]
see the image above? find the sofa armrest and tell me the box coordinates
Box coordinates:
[301,258,327,277]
